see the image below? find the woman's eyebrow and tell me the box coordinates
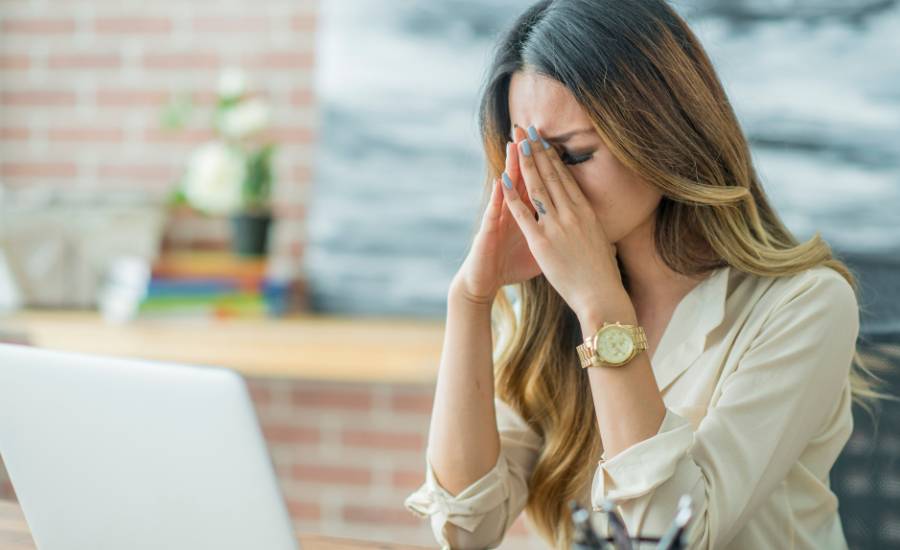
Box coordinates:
[545,128,594,142]
[508,126,594,143]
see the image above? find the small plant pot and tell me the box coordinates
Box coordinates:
[230,211,272,257]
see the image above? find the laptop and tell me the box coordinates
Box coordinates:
[0,343,299,550]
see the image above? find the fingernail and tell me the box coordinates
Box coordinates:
[519,139,532,157]
[527,125,551,149]
[502,172,513,189]
[506,141,512,156]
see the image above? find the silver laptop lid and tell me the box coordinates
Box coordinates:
[0,343,298,550]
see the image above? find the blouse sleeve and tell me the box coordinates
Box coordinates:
[590,268,860,548]
[404,397,542,549]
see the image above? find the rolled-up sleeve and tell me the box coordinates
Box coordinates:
[404,398,542,549]
[591,269,860,548]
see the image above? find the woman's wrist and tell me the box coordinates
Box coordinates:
[448,276,497,309]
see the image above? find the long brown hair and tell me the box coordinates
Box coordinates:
[474,0,892,547]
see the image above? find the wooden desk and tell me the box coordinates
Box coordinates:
[0,310,444,383]
[0,499,431,550]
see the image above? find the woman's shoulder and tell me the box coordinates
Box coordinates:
[761,264,856,310]
[738,264,859,330]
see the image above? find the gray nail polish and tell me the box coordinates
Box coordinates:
[540,138,551,150]
[521,139,532,157]
[502,172,513,189]
[527,125,539,142]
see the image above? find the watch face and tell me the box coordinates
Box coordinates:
[596,325,634,365]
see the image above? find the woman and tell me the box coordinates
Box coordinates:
[404,1,888,548]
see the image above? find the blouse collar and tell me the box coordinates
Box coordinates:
[651,264,732,393]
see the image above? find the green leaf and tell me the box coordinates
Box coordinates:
[159,93,193,130]
[242,143,276,208]
[166,182,188,206]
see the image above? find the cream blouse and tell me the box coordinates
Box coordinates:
[405,264,859,549]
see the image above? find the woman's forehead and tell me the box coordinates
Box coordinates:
[508,71,592,139]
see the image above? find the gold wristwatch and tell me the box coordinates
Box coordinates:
[576,321,648,368]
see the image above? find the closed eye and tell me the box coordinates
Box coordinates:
[560,150,593,166]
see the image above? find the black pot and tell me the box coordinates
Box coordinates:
[230,211,272,257]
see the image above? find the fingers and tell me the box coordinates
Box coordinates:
[513,125,528,155]
[516,136,558,219]
[534,131,588,208]
[523,125,579,213]
[505,141,519,184]
[505,129,536,218]
[500,170,541,244]
[482,177,501,226]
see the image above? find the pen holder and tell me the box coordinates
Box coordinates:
[570,494,694,550]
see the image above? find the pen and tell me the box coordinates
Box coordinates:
[600,498,633,550]
[570,500,605,550]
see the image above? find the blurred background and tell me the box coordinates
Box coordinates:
[0,0,898,548]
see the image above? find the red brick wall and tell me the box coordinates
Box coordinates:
[0,0,317,263]
[246,378,540,548]
[0,377,542,548]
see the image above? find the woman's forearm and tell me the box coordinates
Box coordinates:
[579,304,666,460]
[426,283,501,496]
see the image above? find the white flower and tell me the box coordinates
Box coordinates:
[182,141,246,215]
[219,98,271,140]
[218,67,248,100]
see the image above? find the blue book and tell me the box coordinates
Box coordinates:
[145,278,244,297]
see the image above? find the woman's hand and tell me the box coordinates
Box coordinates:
[499,125,630,322]
[452,126,542,306]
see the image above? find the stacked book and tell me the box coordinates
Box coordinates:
[139,251,291,319]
